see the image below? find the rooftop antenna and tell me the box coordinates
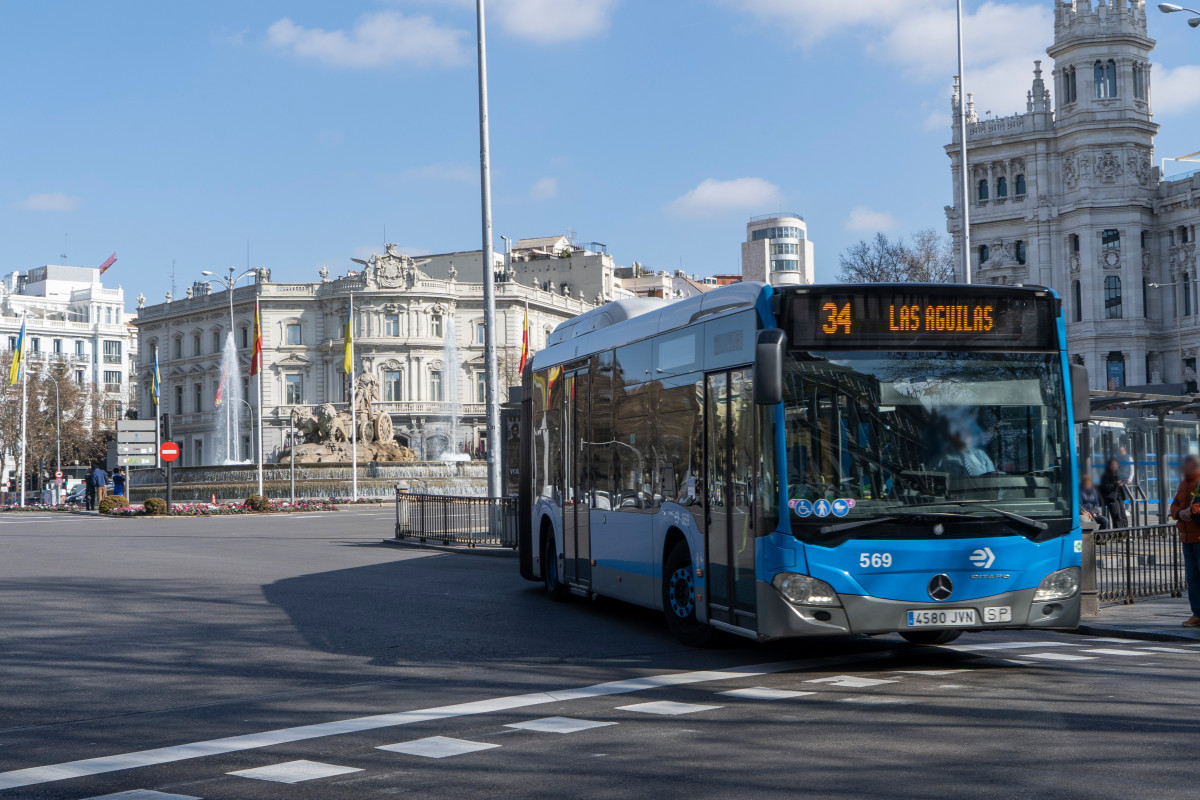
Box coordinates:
[567,227,577,247]
[60,233,68,262]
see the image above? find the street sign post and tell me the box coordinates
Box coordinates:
[117,443,156,455]
[161,436,179,511]
[119,455,157,468]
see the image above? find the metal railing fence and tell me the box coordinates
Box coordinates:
[394,490,518,548]
[1091,523,1186,605]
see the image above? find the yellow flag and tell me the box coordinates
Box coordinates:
[343,295,353,375]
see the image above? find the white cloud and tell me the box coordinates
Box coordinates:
[14,192,81,212]
[844,206,898,233]
[667,177,784,217]
[530,176,558,200]
[265,12,469,69]
[407,0,618,42]
[1154,64,1200,115]
[492,0,618,43]
[729,1,1051,118]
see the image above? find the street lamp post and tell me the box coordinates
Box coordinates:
[1158,3,1200,27]
[47,376,61,504]
[1150,282,1187,388]
[476,0,502,498]
[956,0,973,284]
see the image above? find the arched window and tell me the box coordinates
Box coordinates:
[1097,60,1117,98]
[1067,66,1077,103]
[1015,174,1027,196]
[1016,240,1027,265]
[1073,280,1082,322]
[1094,61,1105,97]
[978,179,989,202]
[1104,276,1123,319]
[996,177,1008,199]
[979,245,990,264]
[1133,63,1146,99]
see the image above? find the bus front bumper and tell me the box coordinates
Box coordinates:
[755,581,1081,639]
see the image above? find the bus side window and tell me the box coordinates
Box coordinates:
[590,351,615,511]
[615,382,651,511]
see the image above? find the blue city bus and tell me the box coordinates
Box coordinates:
[518,282,1090,646]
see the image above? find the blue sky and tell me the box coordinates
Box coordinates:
[2,0,1198,305]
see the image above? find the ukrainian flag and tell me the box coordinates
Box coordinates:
[8,319,25,386]
[152,347,161,407]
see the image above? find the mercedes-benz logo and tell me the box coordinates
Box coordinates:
[928,574,954,601]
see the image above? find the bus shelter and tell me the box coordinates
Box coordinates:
[1082,390,1200,525]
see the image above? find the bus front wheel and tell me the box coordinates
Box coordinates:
[900,630,962,645]
[662,541,713,647]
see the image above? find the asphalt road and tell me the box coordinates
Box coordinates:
[1,509,1197,800]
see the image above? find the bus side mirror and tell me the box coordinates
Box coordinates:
[754,329,786,405]
[1070,363,1090,423]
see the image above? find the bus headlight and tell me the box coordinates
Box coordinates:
[1033,567,1080,602]
[773,573,841,607]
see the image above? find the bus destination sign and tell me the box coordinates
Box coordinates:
[786,289,1057,350]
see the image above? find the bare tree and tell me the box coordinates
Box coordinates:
[838,229,956,284]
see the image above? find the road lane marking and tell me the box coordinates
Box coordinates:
[377,737,500,758]
[616,701,722,716]
[1143,646,1195,653]
[228,760,362,783]
[839,696,909,705]
[806,676,896,688]
[1081,648,1156,656]
[1084,637,1145,644]
[1021,652,1096,661]
[85,792,202,800]
[718,687,814,700]
[891,670,970,676]
[0,657,836,791]
[505,717,616,734]
[943,641,1080,652]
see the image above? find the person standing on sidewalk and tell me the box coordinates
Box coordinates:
[1169,453,1200,628]
[112,467,126,498]
[84,468,96,511]
[1100,459,1129,528]
[91,464,109,506]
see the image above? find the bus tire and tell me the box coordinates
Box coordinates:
[900,630,962,645]
[542,534,567,602]
[662,541,713,647]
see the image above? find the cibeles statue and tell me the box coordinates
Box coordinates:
[278,372,417,464]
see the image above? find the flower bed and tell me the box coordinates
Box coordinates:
[107,499,339,517]
[0,503,70,512]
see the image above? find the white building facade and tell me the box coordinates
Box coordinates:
[740,214,816,286]
[945,0,1199,391]
[133,246,597,465]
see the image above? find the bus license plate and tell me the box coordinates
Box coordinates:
[907,609,978,627]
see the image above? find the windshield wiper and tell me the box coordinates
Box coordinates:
[817,511,968,536]
[882,500,1049,532]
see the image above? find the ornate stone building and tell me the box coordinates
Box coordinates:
[945,0,1198,390]
[133,246,595,465]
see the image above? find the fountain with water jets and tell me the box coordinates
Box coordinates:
[440,317,470,461]
[213,332,249,465]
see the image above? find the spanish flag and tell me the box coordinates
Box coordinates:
[8,318,25,386]
[518,301,529,373]
[250,298,263,377]
[152,347,161,407]
[343,294,354,376]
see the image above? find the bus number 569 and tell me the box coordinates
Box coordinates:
[859,553,893,568]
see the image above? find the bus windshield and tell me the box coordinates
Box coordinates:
[783,350,1071,542]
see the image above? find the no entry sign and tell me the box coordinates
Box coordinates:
[160,441,181,463]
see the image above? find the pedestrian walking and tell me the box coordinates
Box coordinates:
[92,464,109,506]
[1117,445,1136,484]
[1169,453,1200,628]
[1099,459,1129,528]
[112,467,126,498]
[84,468,96,511]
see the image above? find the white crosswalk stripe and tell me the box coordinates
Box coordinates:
[1082,648,1157,656]
[505,717,616,734]
[228,760,362,783]
[617,701,723,715]
[84,792,202,800]
[806,675,896,688]
[378,736,501,758]
[1021,652,1097,661]
[719,687,815,700]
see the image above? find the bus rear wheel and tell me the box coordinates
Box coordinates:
[900,630,962,645]
[542,534,567,602]
[662,541,713,647]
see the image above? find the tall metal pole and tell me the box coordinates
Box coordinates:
[957,0,973,285]
[227,268,235,462]
[18,323,28,508]
[349,292,358,500]
[52,379,60,505]
[476,0,502,498]
[1177,282,1185,387]
[255,293,264,497]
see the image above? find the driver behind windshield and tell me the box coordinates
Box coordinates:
[929,413,999,477]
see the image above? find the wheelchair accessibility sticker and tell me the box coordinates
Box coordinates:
[791,499,814,518]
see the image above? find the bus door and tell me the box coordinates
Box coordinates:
[563,368,592,587]
[705,369,757,631]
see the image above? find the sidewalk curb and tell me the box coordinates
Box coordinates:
[1070,622,1200,644]
[381,538,517,558]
